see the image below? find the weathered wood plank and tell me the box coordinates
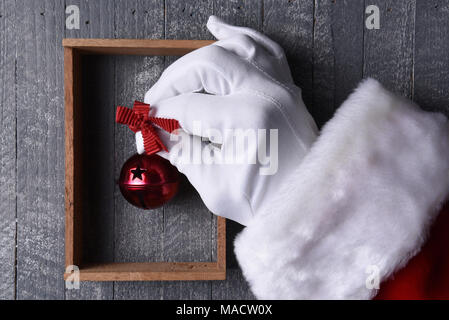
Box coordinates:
[212,220,255,299]
[414,0,449,115]
[64,0,115,300]
[263,0,314,108]
[0,0,17,300]
[313,0,365,127]
[66,0,116,39]
[363,0,415,97]
[9,0,444,301]
[156,0,214,300]
[112,0,166,300]
[62,38,215,55]
[15,0,66,299]
[165,0,214,41]
[214,0,262,29]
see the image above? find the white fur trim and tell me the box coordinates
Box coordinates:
[234,78,449,299]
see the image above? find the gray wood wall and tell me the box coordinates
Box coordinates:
[0,0,448,300]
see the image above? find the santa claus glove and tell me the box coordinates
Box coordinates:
[234,78,449,299]
[136,15,318,226]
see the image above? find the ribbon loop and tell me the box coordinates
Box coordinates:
[115,101,180,155]
[132,101,150,118]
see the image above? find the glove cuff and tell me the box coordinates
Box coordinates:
[234,78,449,299]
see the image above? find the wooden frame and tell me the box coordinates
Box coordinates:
[63,39,225,281]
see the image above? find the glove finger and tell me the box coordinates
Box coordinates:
[137,128,211,161]
[207,16,293,84]
[151,92,250,143]
[135,126,197,156]
[207,15,285,59]
[212,36,294,84]
[156,129,251,223]
[144,45,246,104]
[156,129,221,177]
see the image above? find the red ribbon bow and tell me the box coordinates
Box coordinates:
[116,101,180,155]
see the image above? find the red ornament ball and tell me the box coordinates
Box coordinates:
[119,154,179,209]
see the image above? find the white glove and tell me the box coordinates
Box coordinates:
[234,79,449,299]
[136,16,318,226]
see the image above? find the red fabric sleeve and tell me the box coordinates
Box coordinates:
[375,202,449,300]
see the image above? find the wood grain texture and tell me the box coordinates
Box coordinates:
[157,0,214,300]
[64,218,225,282]
[414,0,449,115]
[214,0,262,29]
[62,38,215,55]
[112,0,167,300]
[313,0,364,127]
[15,0,66,299]
[64,0,115,300]
[65,262,225,281]
[263,0,314,108]
[3,0,444,300]
[363,0,415,97]
[0,0,17,300]
[64,47,78,269]
[63,0,227,300]
[212,220,254,300]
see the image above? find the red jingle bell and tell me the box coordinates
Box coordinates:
[119,154,179,209]
[116,101,181,209]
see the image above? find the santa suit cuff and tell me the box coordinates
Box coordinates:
[234,78,449,299]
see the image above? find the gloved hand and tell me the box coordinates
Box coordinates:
[136,16,318,226]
